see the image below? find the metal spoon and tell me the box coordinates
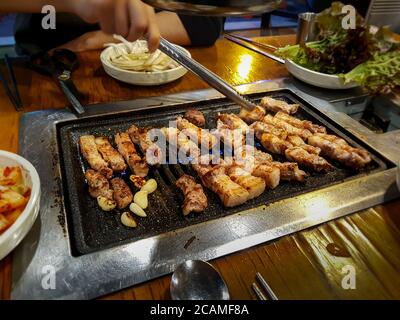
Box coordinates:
[170,260,230,300]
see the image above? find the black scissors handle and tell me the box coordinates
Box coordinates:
[30,49,78,75]
[30,49,84,114]
[52,49,78,72]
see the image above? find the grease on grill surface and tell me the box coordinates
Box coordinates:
[57,91,386,255]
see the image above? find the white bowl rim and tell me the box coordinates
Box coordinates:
[285,58,349,80]
[100,43,190,76]
[0,150,41,242]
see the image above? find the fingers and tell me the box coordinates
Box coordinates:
[114,0,129,38]
[144,5,160,52]
[127,0,149,41]
[75,0,160,51]
[96,0,115,34]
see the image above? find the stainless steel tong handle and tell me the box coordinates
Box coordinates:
[159,38,258,111]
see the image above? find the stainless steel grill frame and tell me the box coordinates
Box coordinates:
[11,79,400,299]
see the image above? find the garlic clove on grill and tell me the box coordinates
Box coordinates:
[121,212,137,228]
[141,179,157,194]
[129,202,147,217]
[97,196,116,211]
[134,190,148,209]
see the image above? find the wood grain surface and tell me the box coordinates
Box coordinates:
[0,34,399,300]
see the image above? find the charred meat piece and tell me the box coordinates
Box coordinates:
[85,169,114,200]
[274,111,326,134]
[260,96,299,114]
[79,135,113,179]
[226,165,266,199]
[127,124,163,166]
[218,113,249,132]
[184,108,206,127]
[110,177,133,209]
[285,147,333,172]
[250,121,287,140]
[238,105,266,123]
[286,135,321,155]
[176,117,217,149]
[94,137,127,172]
[263,114,312,140]
[308,134,371,169]
[115,132,149,177]
[176,174,208,215]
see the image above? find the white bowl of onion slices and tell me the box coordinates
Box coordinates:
[101,37,190,85]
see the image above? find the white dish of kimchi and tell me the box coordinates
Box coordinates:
[0,150,40,260]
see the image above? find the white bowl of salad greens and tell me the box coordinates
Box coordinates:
[285,59,359,89]
[276,2,400,94]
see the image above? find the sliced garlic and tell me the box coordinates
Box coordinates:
[97,196,116,211]
[141,179,157,194]
[129,202,147,217]
[121,212,137,228]
[134,190,148,209]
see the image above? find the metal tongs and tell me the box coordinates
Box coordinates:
[224,33,285,64]
[159,38,258,111]
[252,272,279,300]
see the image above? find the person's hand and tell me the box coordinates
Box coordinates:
[56,30,115,52]
[71,0,160,51]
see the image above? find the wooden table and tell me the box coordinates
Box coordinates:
[1,34,400,300]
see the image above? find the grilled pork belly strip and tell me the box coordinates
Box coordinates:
[308,134,371,168]
[286,135,321,155]
[250,163,280,189]
[238,105,266,123]
[184,109,206,127]
[218,113,249,132]
[215,120,246,149]
[263,114,312,140]
[176,117,217,149]
[260,97,299,114]
[160,127,201,160]
[254,131,331,173]
[256,132,292,155]
[237,146,306,183]
[176,174,208,215]
[232,146,280,188]
[162,128,250,207]
[250,121,287,140]
[85,169,114,200]
[226,165,266,199]
[110,177,133,209]
[127,124,163,166]
[115,133,149,177]
[269,161,306,182]
[274,112,326,134]
[94,137,127,172]
[285,147,333,172]
[79,135,113,179]
[196,165,249,207]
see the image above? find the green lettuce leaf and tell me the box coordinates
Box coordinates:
[341,51,400,94]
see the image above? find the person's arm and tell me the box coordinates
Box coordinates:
[1,0,160,51]
[57,11,191,52]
